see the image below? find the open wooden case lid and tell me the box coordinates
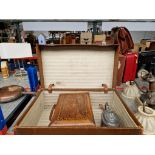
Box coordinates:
[36,44,119,89]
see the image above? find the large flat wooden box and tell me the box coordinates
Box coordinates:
[49,92,95,127]
[14,45,142,135]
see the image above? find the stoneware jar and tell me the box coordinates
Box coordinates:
[122,82,140,99]
[122,82,140,113]
[135,106,155,135]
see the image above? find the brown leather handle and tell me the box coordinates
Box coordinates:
[48,104,56,127]
[49,104,56,121]
[47,84,109,93]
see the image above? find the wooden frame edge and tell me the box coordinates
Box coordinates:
[112,46,120,88]
[14,126,142,135]
[36,44,45,88]
[37,44,119,89]
[14,90,43,130]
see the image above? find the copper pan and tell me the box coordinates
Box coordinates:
[0,85,24,103]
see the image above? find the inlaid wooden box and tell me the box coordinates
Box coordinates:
[14,44,142,135]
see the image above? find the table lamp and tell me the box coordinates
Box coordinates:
[0,43,32,78]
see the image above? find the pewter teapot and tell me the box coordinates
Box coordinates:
[99,103,121,128]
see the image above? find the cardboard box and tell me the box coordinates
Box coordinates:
[80,32,92,45]
[94,34,106,44]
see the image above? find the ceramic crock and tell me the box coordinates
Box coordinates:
[122,82,140,113]
[122,82,140,99]
[135,106,155,135]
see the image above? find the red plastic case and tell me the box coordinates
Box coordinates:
[123,52,138,82]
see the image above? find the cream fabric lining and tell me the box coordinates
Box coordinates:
[19,91,137,128]
[41,49,114,88]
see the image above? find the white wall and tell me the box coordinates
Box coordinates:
[130,31,155,43]
[33,31,49,38]
[102,22,155,43]
[22,22,88,31]
[102,22,155,31]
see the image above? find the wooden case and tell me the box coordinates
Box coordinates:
[14,44,142,135]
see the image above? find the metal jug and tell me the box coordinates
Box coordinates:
[99,103,121,127]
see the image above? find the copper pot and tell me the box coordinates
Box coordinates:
[0,85,24,103]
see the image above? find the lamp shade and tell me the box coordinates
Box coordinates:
[0,43,32,59]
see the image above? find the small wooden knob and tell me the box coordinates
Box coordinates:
[99,104,104,111]
[102,84,108,94]
[48,84,55,93]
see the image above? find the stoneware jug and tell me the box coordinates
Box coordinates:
[135,106,155,135]
[122,82,140,113]
[122,82,140,99]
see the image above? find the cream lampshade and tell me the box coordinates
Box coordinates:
[0,43,32,59]
[0,43,32,78]
[135,106,155,135]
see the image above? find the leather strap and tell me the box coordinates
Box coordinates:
[111,27,134,54]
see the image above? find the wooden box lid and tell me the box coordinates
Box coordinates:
[36,44,119,89]
[48,92,95,127]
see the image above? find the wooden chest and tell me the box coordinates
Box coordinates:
[14,44,142,135]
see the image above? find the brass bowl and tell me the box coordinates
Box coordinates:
[0,85,24,103]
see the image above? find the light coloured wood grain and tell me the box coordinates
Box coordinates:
[37,109,51,126]
[36,91,137,128]
[19,92,44,126]
[19,90,138,128]
[112,92,137,127]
